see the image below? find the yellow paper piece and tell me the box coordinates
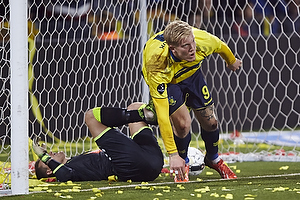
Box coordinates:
[279,166,289,170]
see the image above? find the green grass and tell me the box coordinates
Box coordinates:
[1,162,300,199]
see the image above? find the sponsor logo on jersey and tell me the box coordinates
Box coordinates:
[157,83,165,94]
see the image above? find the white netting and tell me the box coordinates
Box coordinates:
[1,0,300,189]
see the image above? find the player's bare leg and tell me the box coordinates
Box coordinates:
[193,105,237,179]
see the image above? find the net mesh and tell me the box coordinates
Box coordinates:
[0,0,300,189]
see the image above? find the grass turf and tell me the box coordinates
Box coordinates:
[1,161,300,199]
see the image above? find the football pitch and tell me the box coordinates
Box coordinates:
[1,161,300,200]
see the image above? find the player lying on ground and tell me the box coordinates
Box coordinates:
[33,102,164,182]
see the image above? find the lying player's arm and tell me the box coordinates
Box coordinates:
[47,159,74,182]
[152,97,177,154]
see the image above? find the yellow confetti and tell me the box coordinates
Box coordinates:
[92,188,101,193]
[230,165,237,170]
[163,189,170,192]
[210,192,219,197]
[206,172,214,176]
[108,175,118,181]
[65,195,73,199]
[70,188,80,192]
[244,194,257,197]
[31,187,44,191]
[47,189,53,193]
[127,180,132,183]
[66,181,77,185]
[244,198,255,200]
[156,193,163,196]
[141,182,149,185]
[248,182,252,185]
[95,193,103,197]
[196,178,203,181]
[54,192,62,197]
[194,186,210,193]
[197,193,202,198]
[116,190,123,194]
[279,166,289,170]
[272,187,289,192]
[225,194,233,199]
[222,187,232,191]
[236,169,241,173]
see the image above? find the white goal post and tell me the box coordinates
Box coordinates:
[1,0,300,195]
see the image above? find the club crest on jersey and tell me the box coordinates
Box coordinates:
[168,96,176,106]
[157,83,165,94]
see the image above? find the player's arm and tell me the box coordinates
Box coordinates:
[32,138,75,182]
[152,97,186,179]
[46,159,74,182]
[215,41,242,71]
[151,97,177,154]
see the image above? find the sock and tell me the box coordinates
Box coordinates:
[174,132,191,164]
[99,107,143,127]
[201,128,219,161]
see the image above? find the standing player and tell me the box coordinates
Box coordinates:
[33,102,164,182]
[142,20,242,181]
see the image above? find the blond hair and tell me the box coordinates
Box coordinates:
[163,20,193,46]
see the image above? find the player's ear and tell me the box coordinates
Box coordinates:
[169,45,175,51]
[169,45,176,54]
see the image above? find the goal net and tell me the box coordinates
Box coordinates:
[1,0,300,190]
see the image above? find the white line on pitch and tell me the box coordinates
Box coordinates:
[80,172,300,192]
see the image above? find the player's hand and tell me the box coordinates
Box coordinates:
[169,153,186,181]
[227,58,242,71]
[32,137,47,158]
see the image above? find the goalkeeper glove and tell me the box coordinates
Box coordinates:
[32,137,51,164]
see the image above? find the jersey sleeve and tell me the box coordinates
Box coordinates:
[152,97,177,154]
[194,29,236,65]
[215,41,236,65]
[48,159,74,182]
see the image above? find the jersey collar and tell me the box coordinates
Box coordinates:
[169,49,181,62]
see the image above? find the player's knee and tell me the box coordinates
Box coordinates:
[205,119,218,132]
[175,118,191,137]
[84,109,95,126]
[127,102,143,110]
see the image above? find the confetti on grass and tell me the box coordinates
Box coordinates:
[279,166,289,170]
[194,186,210,193]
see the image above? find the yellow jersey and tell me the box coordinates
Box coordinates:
[142,28,236,154]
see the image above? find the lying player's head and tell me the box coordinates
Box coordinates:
[35,151,67,179]
[164,20,196,62]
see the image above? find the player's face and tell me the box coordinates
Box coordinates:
[170,32,196,62]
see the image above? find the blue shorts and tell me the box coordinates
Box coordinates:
[167,68,214,115]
